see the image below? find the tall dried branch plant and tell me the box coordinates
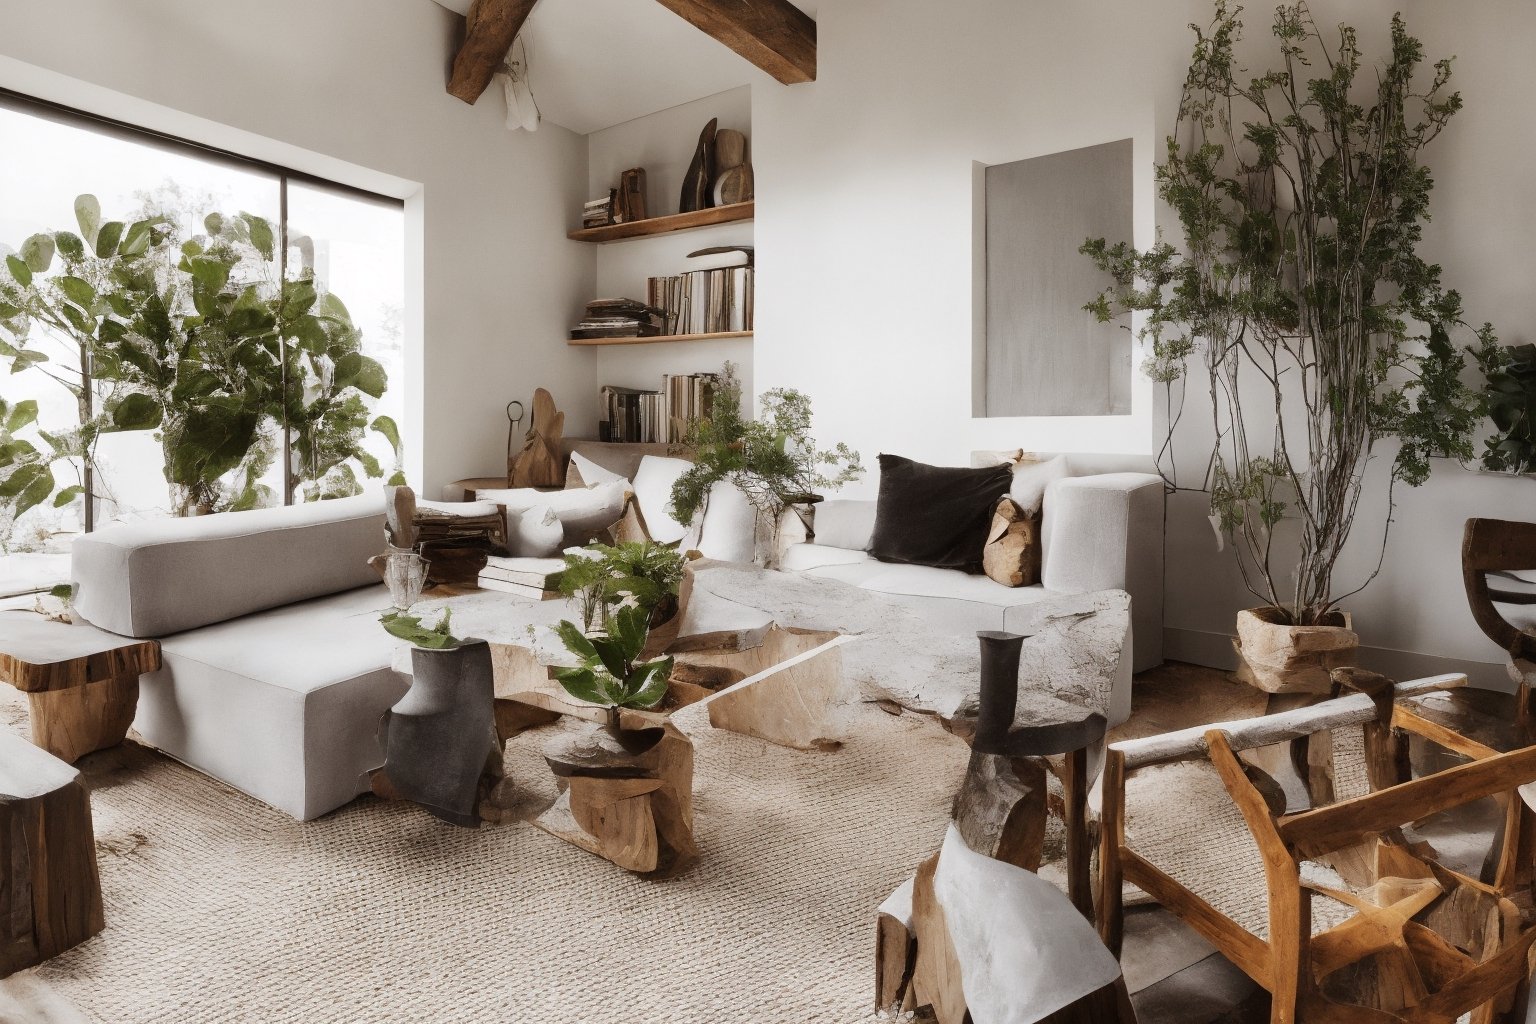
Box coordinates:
[1083,2,1489,626]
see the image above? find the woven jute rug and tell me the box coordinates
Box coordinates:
[0,688,970,1024]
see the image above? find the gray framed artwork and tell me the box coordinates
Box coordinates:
[977,139,1133,418]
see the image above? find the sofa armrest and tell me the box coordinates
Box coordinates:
[1041,473,1165,671]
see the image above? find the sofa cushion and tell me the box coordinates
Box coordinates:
[135,584,407,820]
[478,482,628,548]
[632,455,693,544]
[565,450,628,489]
[695,481,758,562]
[780,543,873,572]
[869,454,1012,573]
[814,500,877,551]
[1009,455,1071,516]
[71,494,384,639]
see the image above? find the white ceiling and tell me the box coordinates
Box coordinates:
[432,0,818,135]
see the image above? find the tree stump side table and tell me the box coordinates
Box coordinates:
[0,731,105,976]
[0,613,160,764]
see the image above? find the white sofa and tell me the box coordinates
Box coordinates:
[782,472,1165,674]
[70,496,406,820]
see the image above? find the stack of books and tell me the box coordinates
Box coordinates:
[599,372,719,444]
[569,297,668,341]
[582,191,616,228]
[477,555,565,600]
[646,266,754,335]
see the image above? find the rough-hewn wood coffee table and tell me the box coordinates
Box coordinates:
[0,612,160,763]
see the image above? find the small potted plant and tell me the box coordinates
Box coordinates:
[552,604,675,734]
[557,540,688,634]
[668,362,862,567]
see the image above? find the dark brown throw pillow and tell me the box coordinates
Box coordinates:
[869,454,1013,573]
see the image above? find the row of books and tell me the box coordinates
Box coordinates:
[569,297,666,340]
[598,371,720,444]
[646,266,753,335]
[583,192,615,228]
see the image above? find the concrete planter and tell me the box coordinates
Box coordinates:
[1232,606,1358,694]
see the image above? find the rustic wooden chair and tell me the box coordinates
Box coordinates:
[1098,670,1536,1024]
[1464,519,1536,715]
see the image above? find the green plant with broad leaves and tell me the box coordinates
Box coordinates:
[552,604,673,712]
[557,540,687,632]
[0,192,400,522]
[667,362,863,527]
[1475,342,1536,474]
[379,607,462,649]
[1081,2,1488,627]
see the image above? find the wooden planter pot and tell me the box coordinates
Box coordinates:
[1232,606,1358,694]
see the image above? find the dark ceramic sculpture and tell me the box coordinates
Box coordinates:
[679,117,718,214]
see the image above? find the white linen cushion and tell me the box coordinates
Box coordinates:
[631,455,693,544]
[477,481,628,546]
[695,481,758,562]
[813,499,877,551]
[568,450,627,488]
[779,543,873,572]
[506,505,564,557]
[1010,455,1071,516]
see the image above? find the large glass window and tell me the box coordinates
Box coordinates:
[0,95,404,595]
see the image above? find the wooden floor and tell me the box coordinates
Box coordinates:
[1117,661,1508,1024]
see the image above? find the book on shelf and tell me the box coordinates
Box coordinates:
[598,372,719,444]
[582,189,616,227]
[645,266,753,336]
[569,297,668,340]
[476,575,561,600]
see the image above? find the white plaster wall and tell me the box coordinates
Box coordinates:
[0,0,594,496]
[578,88,754,428]
[752,0,1536,686]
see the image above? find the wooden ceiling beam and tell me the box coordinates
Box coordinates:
[651,0,817,85]
[447,0,540,104]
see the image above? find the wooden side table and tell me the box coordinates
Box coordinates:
[0,613,160,763]
[0,731,104,976]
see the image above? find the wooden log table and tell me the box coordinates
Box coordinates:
[0,612,160,763]
[0,731,104,975]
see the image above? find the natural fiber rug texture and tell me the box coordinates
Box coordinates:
[0,688,971,1024]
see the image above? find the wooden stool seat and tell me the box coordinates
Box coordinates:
[0,612,160,764]
[0,732,104,976]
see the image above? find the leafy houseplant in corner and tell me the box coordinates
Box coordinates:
[668,362,863,568]
[1475,342,1536,475]
[1082,3,1488,692]
[376,607,502,827]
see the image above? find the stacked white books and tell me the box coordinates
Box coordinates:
[477,556,565,601]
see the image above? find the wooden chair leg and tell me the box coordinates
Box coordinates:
[1098,748,1126,956]
[1064,745,1093,920]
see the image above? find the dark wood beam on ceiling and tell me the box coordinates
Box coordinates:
[652,0,817,85]
[447,0,540,104]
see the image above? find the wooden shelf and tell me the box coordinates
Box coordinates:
[567,331,752,348]
[567,202,754,243]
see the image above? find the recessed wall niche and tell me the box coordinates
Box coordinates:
[976,139,1133,418]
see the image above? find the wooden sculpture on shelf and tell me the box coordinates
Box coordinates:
[0,732,104,976]
[1098,669,1536,1023]
[711,127,753,206]
[535,715,695,877]
[508,388,565,488]
[679,117,717,213]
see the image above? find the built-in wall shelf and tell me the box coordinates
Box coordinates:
[568,202,754,243]
[567,330,752,348]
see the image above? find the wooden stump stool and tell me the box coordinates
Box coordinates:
[534,716,696,877]
[0,732,104,976]
[0,613,160,764]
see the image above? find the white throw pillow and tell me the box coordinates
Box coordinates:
[415,498,502,517]
[506,505,564,557]
[478,481,628,546]
[568,450,627,488]
[813,500,879,551]
[631,455,693,544]
[1009,455,1071,516]
[695,480,758,562]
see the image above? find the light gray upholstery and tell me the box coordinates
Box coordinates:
[786,472,1165,673]
[136,584,407,821]
[71,495,384,638]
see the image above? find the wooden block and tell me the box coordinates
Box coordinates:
[952,751,1047,870]
[27,675,138,764]
[703,635,851,751]
[509,388,565,488]
[0,733,103,976]
[982,497,1041,588]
